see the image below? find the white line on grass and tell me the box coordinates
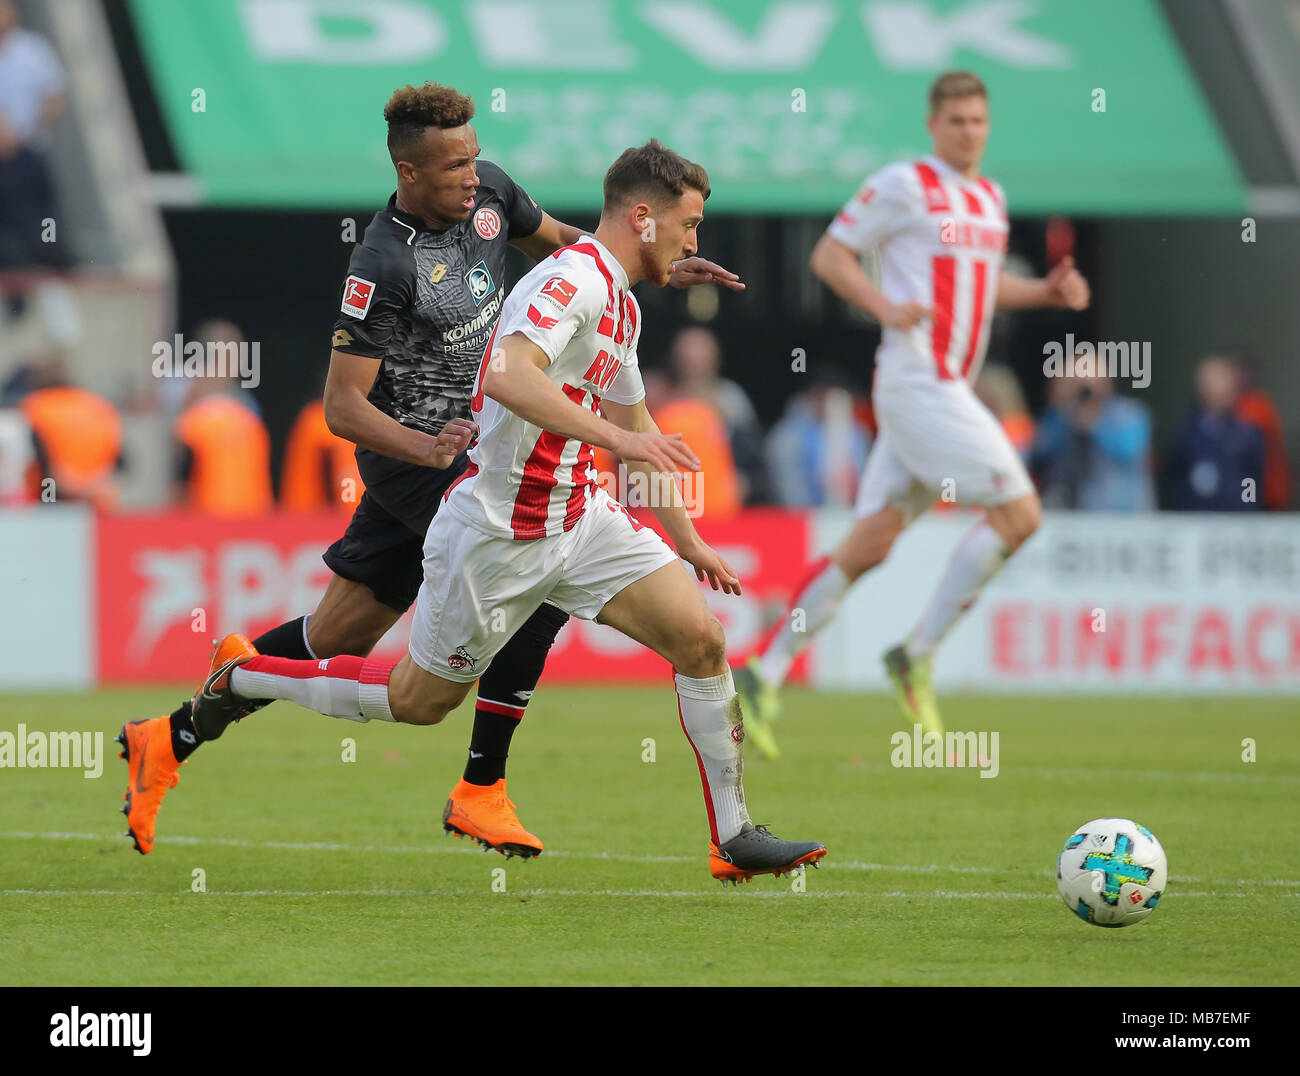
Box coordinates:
[0,888,1269,899]
[3,831,1297,888]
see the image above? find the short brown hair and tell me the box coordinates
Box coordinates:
[928,71,988,116]
[603,139,710,212]
[385,83,475,164]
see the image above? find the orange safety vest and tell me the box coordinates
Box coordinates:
[20,386,122,509]
[281,400,365,512]
[650,398,740,520]
[174,395,274,516]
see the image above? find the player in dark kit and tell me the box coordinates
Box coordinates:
[116,83,743,857]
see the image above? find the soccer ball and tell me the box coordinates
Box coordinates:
[1056,818,1167,927]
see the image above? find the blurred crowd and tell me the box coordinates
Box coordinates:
[9,322,1286,518]
[0,1,1289,519]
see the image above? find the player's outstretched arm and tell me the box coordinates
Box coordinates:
[602,398,741,595]
[996,256,1090,311]
[810,233,929,328]
[509,212,584,262]
[323,350,476,468]
[482,334,700,476]
[509,212,743,290]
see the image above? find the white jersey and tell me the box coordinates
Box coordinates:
[445,235,645,540]
[828,154,1008,387]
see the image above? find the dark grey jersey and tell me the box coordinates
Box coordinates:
[330,161,543,436]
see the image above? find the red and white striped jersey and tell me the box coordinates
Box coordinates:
[827,154,1008,386]
[445,235,645,540]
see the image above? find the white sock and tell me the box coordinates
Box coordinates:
[230,656,395,722]
[758,557,851,687]
[675,669,750,845]
[907,521,1007,660]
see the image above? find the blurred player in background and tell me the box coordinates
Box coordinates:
[736,71,1090,758]
[189,140,826,883]
[118,83,741,856]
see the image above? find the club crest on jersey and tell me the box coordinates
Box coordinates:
[539,276,578,309]
[447,646,478,672]
[340,275,375,319]
[465,261,495,305]
[473,207,501,240]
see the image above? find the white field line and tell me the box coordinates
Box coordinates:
[847,762,1300,786]
[0,888,1279,899]
[3,830,1298,888]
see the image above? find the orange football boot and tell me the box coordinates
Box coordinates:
[191,632,260,741]
[708,823,827,885]
[116,716,183,855]
[443,778,544,859]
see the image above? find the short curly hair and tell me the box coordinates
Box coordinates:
[385,83,475,164]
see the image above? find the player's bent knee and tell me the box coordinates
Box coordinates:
[675,616,728,679]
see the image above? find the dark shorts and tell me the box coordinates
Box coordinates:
[322,447,469,613]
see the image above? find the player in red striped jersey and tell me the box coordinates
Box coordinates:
[191,141,826,883]
[736,71,1090,758]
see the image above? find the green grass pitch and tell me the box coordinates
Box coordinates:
[1,686,1296,986]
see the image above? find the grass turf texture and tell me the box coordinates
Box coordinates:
[1,687,1296,986]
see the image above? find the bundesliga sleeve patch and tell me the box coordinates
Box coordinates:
[538,276,578,309]
[340,275,376,320]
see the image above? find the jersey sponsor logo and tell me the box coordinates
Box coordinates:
[527,304,558,330]
[331,328,354,349]
[539,276,578,309]
[340,275,375,319]
[582,348,623,392]
[444,292,501,344]
[430,263,448,283]
[473,207,501,240]
[465,261,496,305]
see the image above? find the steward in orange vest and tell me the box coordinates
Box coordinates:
[281,399,365,512]
[173,383,273,516]
[21,384,123,509]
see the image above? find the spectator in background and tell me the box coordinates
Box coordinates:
[173,322,272,516]
[1162,354,1264,512]
[0,0,67,269]
[589,368,739,520]
[667,327,770,504]
[652,377,741,521]
[974,362,1034,461]
[1031,346,1154,510]
[1225,351,1290,510]
[765,367,870,508]
[282,387,365,513]
[17,353,121,509]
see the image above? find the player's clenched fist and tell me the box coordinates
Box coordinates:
[613,429,701,475]
[429,417,478,467]
[881,301,930,329]
[679,539,742,595]
[1045,255,1090,310]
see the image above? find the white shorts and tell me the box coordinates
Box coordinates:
[855,378,1034,524]
[409,487,680,682]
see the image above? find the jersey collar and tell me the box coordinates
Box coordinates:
[924,153,982,186]
[577,233,630,290]
[384,192,454,240]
